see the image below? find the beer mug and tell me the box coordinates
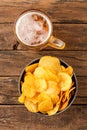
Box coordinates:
[15,9,65,50]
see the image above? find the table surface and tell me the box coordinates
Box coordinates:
[0,0,87,130]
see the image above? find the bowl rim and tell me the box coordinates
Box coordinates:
[18,58,78,116]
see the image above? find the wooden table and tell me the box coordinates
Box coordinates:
[0,0,87,130]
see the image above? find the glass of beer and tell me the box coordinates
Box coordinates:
[15,9,65,50]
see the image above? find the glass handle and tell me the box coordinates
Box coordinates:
[48,36,65,49]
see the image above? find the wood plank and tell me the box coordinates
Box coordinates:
[0,23,87,51]
[0,77,18,104]
[0,105,87,130]
[0,76,87,104]
[1,0,87,6]
[0,24,87,50]
[74,97,87,105]
[0,50,87,76]
[53,24,87,51]
[0,2,87,23]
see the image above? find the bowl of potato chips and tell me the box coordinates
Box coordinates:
[18,56,78,116]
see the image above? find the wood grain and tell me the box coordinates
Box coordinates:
[0,77,18,104]
[0,23,87,51]
[0,105,87,130]
[0,2,87,23]
[0,76,87,104]
[1,0,87,6]
[0,0,87,130]
[0,51,87,76]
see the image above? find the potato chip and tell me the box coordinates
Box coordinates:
[22,82,28,92]
[22,72,36,98]
[24,72,34,83]
[71,82,75,87]
[59,100,69,111]
[61,65,65,71]
[39,56,61,74]
[22,82,36,98]
[34,67,58,82]
[51,94,59,105]
[21,81,23,86]
[45,80,60,95]
[69,87,75,93]
[35,78,47,92]
[38,92,51,103]
[38,99,53,112]
[65,66,73,76]
[57,91,63,105]
[47,104,59,116]
[65,87,75,100]
[45,69,59,82]
[25,99,38,113]
[25,63,38,73]
[58,72,72,91]
[62,94,67,103]
[34,67,48,79]
[18,93,25,103]
[58,89,72,111]
[25,94,39,104]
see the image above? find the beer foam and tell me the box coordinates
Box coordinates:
[16,11,52,46]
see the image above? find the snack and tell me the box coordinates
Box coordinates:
[18,56,75,115]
